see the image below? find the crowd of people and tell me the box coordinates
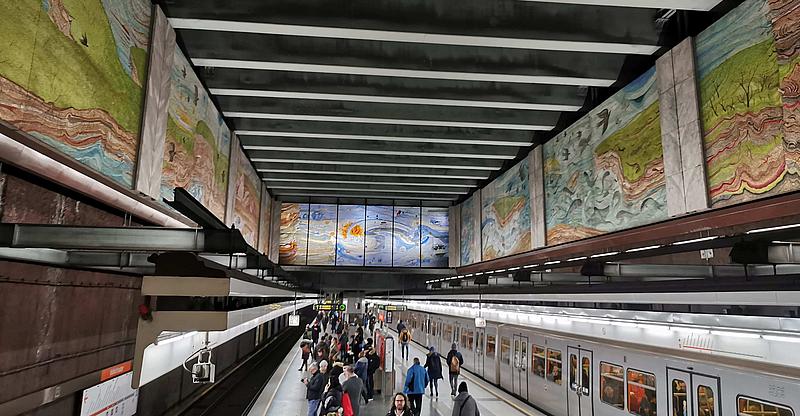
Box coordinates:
[300,313,482,416]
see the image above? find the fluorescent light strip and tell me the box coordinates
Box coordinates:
[213,89,581,112]
[275,192,457,201]
[172,19,658,55]
[508,267,520,271]
[518,0,723,11]
[567,256,587,262]
[193,58,615,87]
[236,130,530,147]
[268,185,466,194]
[625,244,661,252]
[590,251,620,258]
[226,111,553,131]
[251,158,500,171]
[262,177,471,188]
[746,223,800,234]
[524,264,538,268]
[671,235,719,246]
[543,260,561,265]
[243,145,516,160]
[257,168,488,180]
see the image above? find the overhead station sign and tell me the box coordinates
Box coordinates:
[378,304,408,311]
[313,303,346,312]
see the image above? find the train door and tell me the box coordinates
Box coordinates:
[512,334,529,400]
[667,369,721,416]
[499,333,513,390]
[474,328,485,377]
[566,347,593,416]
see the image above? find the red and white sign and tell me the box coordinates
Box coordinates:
[81,370,138,416]
[100,361,132,382]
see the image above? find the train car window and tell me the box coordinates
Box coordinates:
[697,385,714,416]
[444,325,453,342]
[600,362,625,410]
[532,345,546,378]
[476,332,483,353]
[486,335,496,357]
[672,380,687,416]
[466,330,474,351]
[581,357,591,396]
[546,349,562,385]
[738,396,794,416]
[501,337,511,364]
[626,369,657,416]
[461,331,468,349]
[569,354,578,390]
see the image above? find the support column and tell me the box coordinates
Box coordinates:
[528,146,546,249]
[657,37,710,217]
[448,205,460,268]
[269,199,281,263]
[134,6,175,199]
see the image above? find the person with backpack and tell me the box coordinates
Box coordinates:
[452,382,480,416]
[398,328,412,361]
[321,377,344,416]
[446,343,464,396]
[424,346,443,397]
[403,357,429,416]
[342,365,369,416]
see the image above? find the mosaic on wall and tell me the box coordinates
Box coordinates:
[0,0,151,187]
[307,204,337,266]
[258,188,272,256]
[544,67,666,245]
[336,205,366,266]
[697,0,800,207]
[393,207,421,267]
[481,159,531,260]
[365,205,393,267]
[161,48,231,220]
[421,207,449,267]
[279,203,309,265]
[230,144,261,247]
[459,194,480,265]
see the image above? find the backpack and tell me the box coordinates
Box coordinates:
[341,392,354,416]
[400,331,409,342]
[450,354,461,373]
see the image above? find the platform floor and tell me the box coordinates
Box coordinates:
[247,329,546,416]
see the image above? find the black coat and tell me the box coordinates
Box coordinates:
[367,351,381,373]
[306,372,324,400]
[424,352,443,380]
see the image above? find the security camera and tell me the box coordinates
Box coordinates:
[191,349,216,384]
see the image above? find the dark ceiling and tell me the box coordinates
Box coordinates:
[159,0,732,206]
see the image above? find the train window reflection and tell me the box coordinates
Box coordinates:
[672,380,687,416]
[486,335,496,358]
[569,354,578,390]
[581,357,591,396]
[532,345,546,378]
[627,369,656,416]
[600,362,624,410]
[738,396,794,416]
[697,385,714,416]
[501,337,511,364]
[466,330,474,351]
[476,332,483,353]
[546,349,562,385]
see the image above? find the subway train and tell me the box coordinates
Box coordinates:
[386,303,799,416]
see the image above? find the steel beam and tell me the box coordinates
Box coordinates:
[259,172,478,187]
[162,0,662,47]
[255,162,491,180]
[202,69,587,108]
[265,181,470,195]
[240,136,521,160]
[229,117,536,144]
[272,189,459,201]
[0,224,249,253]
[217,95,561,128]
[246,150,507,170]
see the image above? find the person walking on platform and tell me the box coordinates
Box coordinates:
[366,347,380,399]
[452,382,480,416]
[322,313,329,333]
[446,343,464,396]
[343,365,369,416]
[397,320,406,334]
[424,346,443,397]
[399,328,412,361]
[303,362,324,416]
[386,393,412,416]
[312,323,321,348]
[300,341,312,371]
[403,357,429,416]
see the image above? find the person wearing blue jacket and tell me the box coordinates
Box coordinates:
[403,357,429,416]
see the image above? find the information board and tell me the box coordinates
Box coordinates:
[289,314,300,327]
[80,371,138,416]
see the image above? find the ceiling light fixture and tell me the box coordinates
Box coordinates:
[237,130,531,147]
[671,235,719,246]
[625,244,661,252]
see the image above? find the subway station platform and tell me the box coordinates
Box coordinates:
[247,331,545,416]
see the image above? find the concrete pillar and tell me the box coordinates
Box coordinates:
[134,7,175,199]
[657,37,710,216]
[528,146,546,249]
[448,205,460,268]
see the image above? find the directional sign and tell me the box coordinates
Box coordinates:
[313,303,346,311]
[384,305,407,311]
